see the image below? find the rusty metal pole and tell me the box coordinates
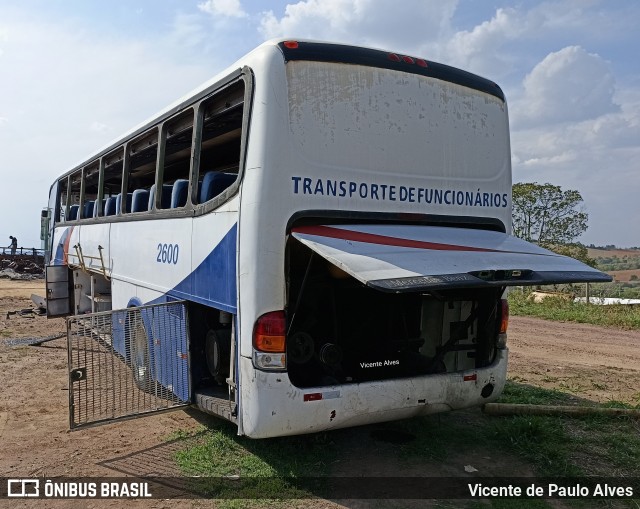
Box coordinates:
[585,282,590,305]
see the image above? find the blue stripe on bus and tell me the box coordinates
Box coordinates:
[167,223,238,313]
[141,224,238,403]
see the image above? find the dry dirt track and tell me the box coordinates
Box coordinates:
[508,316,640,404]
[1,280,639,507]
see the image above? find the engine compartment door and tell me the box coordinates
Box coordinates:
[291,224,611,292]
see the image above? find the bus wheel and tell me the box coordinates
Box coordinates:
[205,329,231,385]
[127,311,151,390]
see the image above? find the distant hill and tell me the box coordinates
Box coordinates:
[588,247,640,276]
[587,247,640,259]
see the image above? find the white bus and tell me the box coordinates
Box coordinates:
[45,39,609,438]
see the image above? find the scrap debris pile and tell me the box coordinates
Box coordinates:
[0,255,44,280]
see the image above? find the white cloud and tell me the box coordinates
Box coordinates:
[513,46,617,127]
[198,0,247,18]
[511,85,640,245]
[171,13,207,46]
[259,0,458,55]
[513,93,640,169]
[442,7,532,76]
[439,1,639,83]
[89,121,110,133]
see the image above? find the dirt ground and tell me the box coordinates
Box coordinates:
[609,269,640,282]
[508,316,640,404]
[1,279,639,507]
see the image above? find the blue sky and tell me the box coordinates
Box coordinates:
[1,0,638,248]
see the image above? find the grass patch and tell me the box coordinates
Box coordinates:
[499,382,575,406]
[508,291,640,329]
[172,383,640,508]
[392,384,581,478]
[171,418,336,505]
[496,383,640,477]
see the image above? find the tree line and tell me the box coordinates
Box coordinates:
[511,182,596,267]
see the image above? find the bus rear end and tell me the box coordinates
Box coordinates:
[236,41,608,438]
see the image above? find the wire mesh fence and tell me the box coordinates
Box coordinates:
[67,301,190,429]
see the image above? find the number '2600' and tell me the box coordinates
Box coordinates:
[157,243,179,264]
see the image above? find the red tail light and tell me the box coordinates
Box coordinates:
[253,311,286,353]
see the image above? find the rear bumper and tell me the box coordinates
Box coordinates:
[239,348,508,438]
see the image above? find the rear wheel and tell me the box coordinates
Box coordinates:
[205,328,231,385]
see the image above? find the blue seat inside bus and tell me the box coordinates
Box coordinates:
[132,189,150,212]
[115,193,132,214]
[148,184,173,210]
[171,179,189,208]
[199,172,237,203]
[83,200,94,219]
[68,204,79,221]
[104,197,117,216]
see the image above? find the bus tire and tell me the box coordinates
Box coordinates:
[205,328,231,385]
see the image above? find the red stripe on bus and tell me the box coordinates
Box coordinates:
[293,225,508,253]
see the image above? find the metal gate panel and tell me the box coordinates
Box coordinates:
[67,301,190,429]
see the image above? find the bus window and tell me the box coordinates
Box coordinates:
[159,109,194,209]
[102,147,124,216]
[82,162,100,219]
[68,171,82,221]
[55,177,69,223]
[127,128,158,213]
[195,81,244,205]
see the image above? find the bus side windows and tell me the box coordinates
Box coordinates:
[126,128,159,214]
[65,170,82,222]
[195,79,244,207]
[55,75,247,221]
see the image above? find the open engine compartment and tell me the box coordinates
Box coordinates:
[286,239,504,388]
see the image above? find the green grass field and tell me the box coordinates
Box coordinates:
[508,290,640,329]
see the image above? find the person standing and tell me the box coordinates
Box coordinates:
[8,235,17,256]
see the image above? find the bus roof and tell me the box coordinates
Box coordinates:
[278,40,504,102]
[59,39,505,179]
